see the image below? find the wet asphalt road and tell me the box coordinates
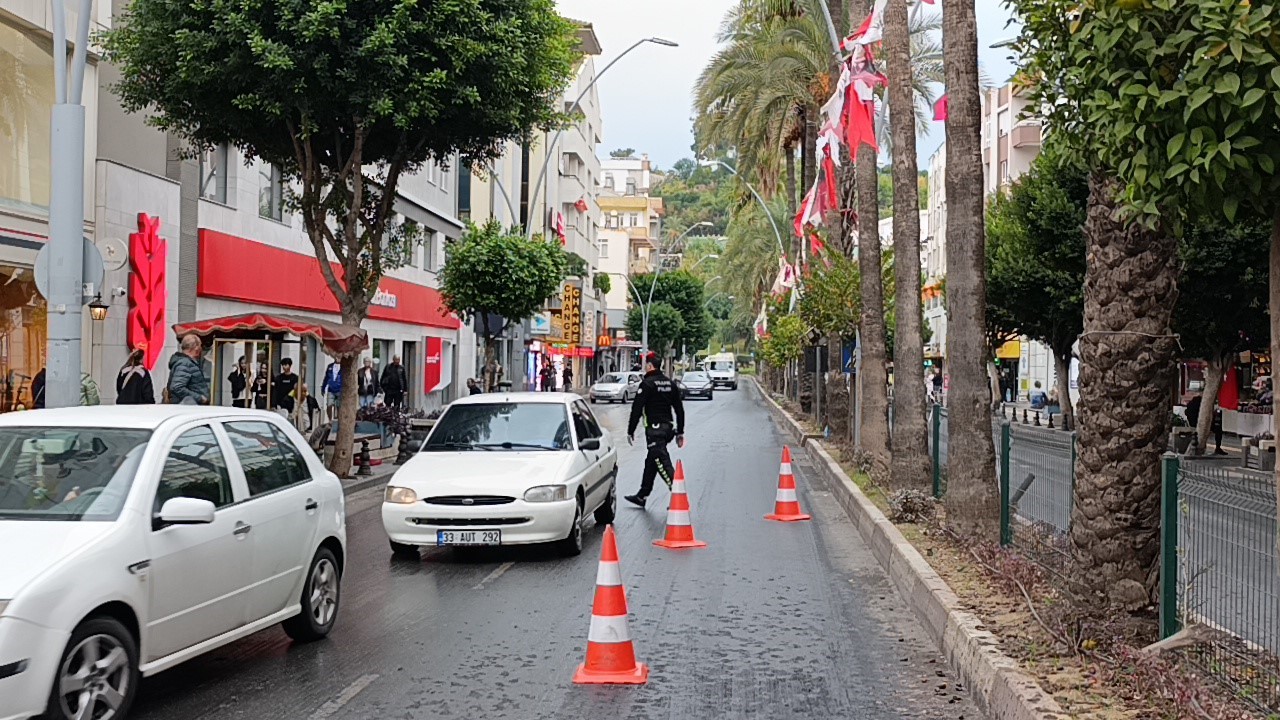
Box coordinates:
[131,384,980,720]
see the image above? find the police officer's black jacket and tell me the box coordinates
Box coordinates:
[627,369,686,436]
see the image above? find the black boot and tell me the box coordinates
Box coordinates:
[624,494,646,508]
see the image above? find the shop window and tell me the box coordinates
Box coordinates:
[0,22,55,215]
[259,163,285,221]
[199,144,230,203]
[0,264,47,411]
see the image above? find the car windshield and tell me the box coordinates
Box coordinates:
[598,374,625,385]
[422,403,571,452]
[0,427,152,521]
[683,372,710,383]
[708,360,734,371]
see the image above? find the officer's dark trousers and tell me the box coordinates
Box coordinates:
[638,425,676,498]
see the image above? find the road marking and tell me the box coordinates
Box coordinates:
[309,674,378,720]
[472,561,515,590]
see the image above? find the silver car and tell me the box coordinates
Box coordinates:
[589,372,642,404]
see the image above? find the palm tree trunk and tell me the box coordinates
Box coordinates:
[884,0,928,491]
[856,146,890,476]
[785,141,799,222]
[940,0,999,538]
[1070,173,1179,610]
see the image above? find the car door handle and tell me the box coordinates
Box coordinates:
[233,522,252,537]
[305,499,318,511]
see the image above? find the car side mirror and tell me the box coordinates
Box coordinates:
[579,438,601,451]
[156,497,216,527]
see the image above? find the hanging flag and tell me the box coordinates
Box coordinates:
[933,94,949,122]
[843,83,879,152]
[808,230,826,258]
[574,198,588,212]
[840,0,888,50]
[821,150,839,211]
[554,211,566,244]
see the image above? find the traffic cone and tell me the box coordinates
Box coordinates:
[572,525,649,685]
[765,446,811,522]
[653,461,707,549]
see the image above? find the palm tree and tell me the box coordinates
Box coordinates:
[941,0,999,538]
[883,0,929,491]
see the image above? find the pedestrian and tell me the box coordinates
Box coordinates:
[167,334,210,405]
[228,355,250,408]
[30,368,45,409]
[624,351,686,509]
[357,357,380,407]
[931,368,944,403]
[251,362,270,409]
[273,358,300,415]
[466,378,483,395]
[80,373,101,406]
[381,354,408,409]
[539,360,554,392]
[322,357,343,419]
[562,363,574,391]
[1029,380,1048,409]
[116,348,155,404]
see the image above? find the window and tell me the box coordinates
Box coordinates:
[999,160,1009,184]
[572,401,602,440]
[199,144,230,203]
[625,177,637,196]
[224,421,309,496]
[602,173,614,190]
[0,22,54,215]
[259,163,285,221]
[425,231,442,271]
[0,428,151,521]
[630,213,641,227]
[154,426,233,514]
[423,402,572,451]
[598,237,609,258]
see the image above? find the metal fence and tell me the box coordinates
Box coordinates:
[930,405,1280,712]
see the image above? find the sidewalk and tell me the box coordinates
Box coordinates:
[341,462,398,496]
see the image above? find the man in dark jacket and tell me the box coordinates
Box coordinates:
[358,358,380,407]
[273,358,299,413]
[624,352,686,508]
[167,334,209,405]
[381,355,408,409]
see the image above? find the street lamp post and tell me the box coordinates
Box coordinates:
[697,159,787,261]
[526,37,677,241]
[46,0,95,408]
[640,223,714,353]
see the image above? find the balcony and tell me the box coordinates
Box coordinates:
[629,258,653,275]
[1011,122,1042,148]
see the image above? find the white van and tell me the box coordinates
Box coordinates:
[702,353,738,390]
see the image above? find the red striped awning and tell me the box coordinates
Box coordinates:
[173,313,369,357]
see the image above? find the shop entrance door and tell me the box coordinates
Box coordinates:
[212,339,274,409]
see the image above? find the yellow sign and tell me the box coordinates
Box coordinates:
[562,282,582,347]
[996,340,1022,359]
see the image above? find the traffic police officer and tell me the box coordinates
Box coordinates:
[625,352,686,508]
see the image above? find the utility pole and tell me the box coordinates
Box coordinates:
[46,0,94,408]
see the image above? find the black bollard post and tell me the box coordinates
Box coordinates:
[1034,411,1041,427]
[356,439,373,476]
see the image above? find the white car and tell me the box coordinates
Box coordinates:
[382,393,618,557]
[589,371,642,404]
[0,407,346,720]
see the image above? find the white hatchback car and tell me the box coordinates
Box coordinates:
[382,393,618,557]
[0,407,346,720]
[589,371,642,404]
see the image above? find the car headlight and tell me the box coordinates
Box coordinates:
[524,485,569,503]
[384,486,418,504]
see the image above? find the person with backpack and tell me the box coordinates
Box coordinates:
[116,348,155,404]
[167,334,210,405]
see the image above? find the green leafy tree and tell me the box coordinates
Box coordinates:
[610,148,637,159]
[797,252,860,340]
[104,0,576,474]
[1175,217,1271,454]
[441,221,567,388]
[759,313,807,370]
[592,272,612,296]
[705,293,735,322]
[626,303,684,357]
[630,272,712,353]
[985,151,1088,425]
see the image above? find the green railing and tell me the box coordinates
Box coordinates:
[930,406,1279,712]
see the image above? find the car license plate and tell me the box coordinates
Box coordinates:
[436,529,501,546]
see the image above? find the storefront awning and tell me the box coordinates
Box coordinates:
[173,313,369,357]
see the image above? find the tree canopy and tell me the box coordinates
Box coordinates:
[1175,216,1271,362]
[630,271,713,352]
[797,251,860,340]
[626,303,684,355]
[440,221,567,339]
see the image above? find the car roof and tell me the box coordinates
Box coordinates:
[449,392,580,406]
[0,405,286,430]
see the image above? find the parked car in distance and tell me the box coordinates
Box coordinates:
[382,393,618,558]
[0,406,346,720]
[680,372,715,400]
[589,371,643,404]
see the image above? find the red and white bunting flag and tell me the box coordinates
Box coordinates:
[841,0,888,50]
[821,149,839,211]
[843,83,879,153]
[933,94,949,122]
[794,183,818,238]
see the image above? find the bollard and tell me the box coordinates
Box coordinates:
[1034,411,1041,427]
[1000,421,1012,547]
[1048,413,1055,429]
[356,439,373,476]
[1022,409,1029,425]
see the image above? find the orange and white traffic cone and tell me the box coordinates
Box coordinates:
[653,461,707,550]
[765,446,811,522]
[572,525,649,685]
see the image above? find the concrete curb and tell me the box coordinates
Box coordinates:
[751,378,1069,720]
[342,468,395,496]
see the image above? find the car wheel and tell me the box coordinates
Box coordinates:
[390,540,419,558]
[593,476,617,525]
[48,616,138,720]
[556,498,585,557]
[282,547,341,642]
[731,383,738,390]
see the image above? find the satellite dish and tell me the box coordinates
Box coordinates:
[97,238,129,272]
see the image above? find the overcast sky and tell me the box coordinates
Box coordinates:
[554,0,1021,169]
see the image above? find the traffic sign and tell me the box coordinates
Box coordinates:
[35,237,105,302]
